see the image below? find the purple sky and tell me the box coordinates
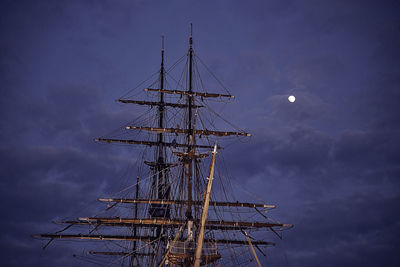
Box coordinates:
[1,0,400,266]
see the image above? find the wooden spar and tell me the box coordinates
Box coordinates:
[144,161,179,168]
[194,143,218,267]
[118,99,203,108]
[243,231,262,267]
[95,138,158,146]
[172,151,209,159]
[144,88,235,98]
[54,220,254,231]
[89,251,129,256]
[88,251,155,256]
[213,239,274,246]
[125,126,251,137]
[75,217,292,229]
[98,198,276,209]
[34,234,155,242]
[94,138,217,149]
[33,234,275,246]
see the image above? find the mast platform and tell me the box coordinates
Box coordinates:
[166,241,221,266]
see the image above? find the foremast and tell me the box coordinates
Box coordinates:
[157,36,167,201]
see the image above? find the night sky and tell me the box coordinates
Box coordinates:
[1,0,400,266]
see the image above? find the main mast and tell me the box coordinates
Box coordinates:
[182,23,195,267]
[185,24,194,222]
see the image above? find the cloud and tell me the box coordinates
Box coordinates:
[286,192,400,267]
[1,0,400,266]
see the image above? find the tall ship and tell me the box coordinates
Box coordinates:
[34,27,293,266]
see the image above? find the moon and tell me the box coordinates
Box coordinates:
[288,95,296,103]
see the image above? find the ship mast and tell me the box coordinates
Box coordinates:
[184,23,195,267]
[185,24,194,221]
[129,175,140,267]
[194,143,217,267]
[33,29,293,267]
[157,35,166,200]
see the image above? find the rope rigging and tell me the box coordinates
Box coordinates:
[34,30,292,267]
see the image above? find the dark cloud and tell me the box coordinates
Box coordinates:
[288,193,400,267]
[1,0,400,266]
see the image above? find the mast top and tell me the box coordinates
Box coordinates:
[190,23,193,47]
[161,35,165,51]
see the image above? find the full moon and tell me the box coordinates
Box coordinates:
[288,95,296,103]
